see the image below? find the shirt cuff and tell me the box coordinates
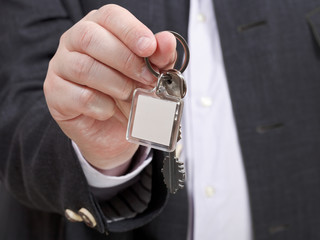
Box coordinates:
[72,141,152,188]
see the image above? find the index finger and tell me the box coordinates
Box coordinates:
[91,4,157,57]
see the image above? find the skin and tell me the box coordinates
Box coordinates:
[43,4,177,175]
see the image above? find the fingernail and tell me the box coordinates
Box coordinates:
[141,66,156,84]
[137,37,152,53]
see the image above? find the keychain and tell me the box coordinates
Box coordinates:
[126,31,189,193]
[126,31,189,151]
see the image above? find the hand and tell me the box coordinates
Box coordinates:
[43,4,177,172]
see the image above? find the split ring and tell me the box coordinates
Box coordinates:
[144,31,190,78]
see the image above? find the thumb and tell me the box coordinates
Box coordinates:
[148,31,177,71]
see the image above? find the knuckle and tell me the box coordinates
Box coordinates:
[122,51,137,74]
[93,95,116,121]
[43,74,61,112]
[98,5,144,47]
[119,79,134,100]
[76,22,96,52]
[43,63,56,97]
[86,9,97,17]
[71,55,95,83]
[59,32,67,45]
[98,4,119,26]
[101,102,116,120]
[79,87,96,108]
[121,25,141,47]
[43,78,50,98]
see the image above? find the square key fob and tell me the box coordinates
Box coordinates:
[126,87,183,152]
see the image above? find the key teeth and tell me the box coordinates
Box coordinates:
[162,153,185,194]
[177,125,182,142]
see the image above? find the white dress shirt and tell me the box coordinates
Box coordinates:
[72,141,152,188]
[77,1,253,239]
[183,0,252,239]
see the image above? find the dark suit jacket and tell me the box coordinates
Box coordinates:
[1,0,320,239]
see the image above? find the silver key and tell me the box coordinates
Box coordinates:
[159,71,186,194]
[156,69,187,99]
[141,31,189,194]
[162,148,185,194]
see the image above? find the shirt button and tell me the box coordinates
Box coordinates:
[197,13,206,22]
[205,186,215,198]
[200,97,213,107]
[78,208,97,228]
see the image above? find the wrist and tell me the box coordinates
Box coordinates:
[73,140,153,188]
[91,158,132,176]
[88,145,151,176]
[80,143,139,171]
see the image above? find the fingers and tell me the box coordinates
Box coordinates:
[61,5,178,85]
[92,4,156,57]
[62,5,158,84]
[44,73,116,122]
[52,47,135,101]
[46,4,179,123]
[63,21,155,84]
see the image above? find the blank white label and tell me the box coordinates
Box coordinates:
[131,95,177,146]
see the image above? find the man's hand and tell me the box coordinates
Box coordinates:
[43,4,176,172]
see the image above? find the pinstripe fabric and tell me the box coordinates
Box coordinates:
[0,0,188,238]
[102,164,152,222]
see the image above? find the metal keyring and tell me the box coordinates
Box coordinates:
[144,31,190,78]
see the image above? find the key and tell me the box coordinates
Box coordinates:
[162,126,185,194]
[127,70,187,193]
[156,69,187,99]
[162,150,185,194]
[127,31,189,194]
[159,71,186,194]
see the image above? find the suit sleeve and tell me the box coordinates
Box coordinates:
[0,0,168,234]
